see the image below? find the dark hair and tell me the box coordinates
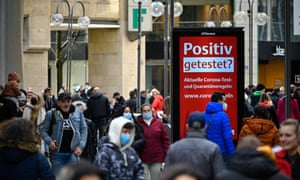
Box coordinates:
[129,90,136,98]
[0,118,37,145]
[57,160,104,180]
[123,122,135,130]
[160,164,208,180]
[254,105,270,119]
[256,84,265,91]
[141,103,151,112]
[113,92,120,98]
[44,87,51,94]
[211,92,225,102]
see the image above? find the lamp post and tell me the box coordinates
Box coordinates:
[234,0,268,86]
[51,0,90,92]
[151,0,183,98]
[135,0,147,113]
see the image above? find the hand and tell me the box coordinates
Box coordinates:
[74,147,82,156]
[49,140,57,150]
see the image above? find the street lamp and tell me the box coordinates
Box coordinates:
[204,6,232,28]
[234,0,268,86]
[51,0,90,92]
[150,0,183,98]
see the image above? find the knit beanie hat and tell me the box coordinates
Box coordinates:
[2,81,21,97]
[7,72,21,83]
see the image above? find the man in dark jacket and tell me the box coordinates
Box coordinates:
[86,87,111,140]
[215,136,291,180]
[125,89,137,113]
[164,111,225,179]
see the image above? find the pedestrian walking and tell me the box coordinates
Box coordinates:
[275,119,300,179]
[86,87,111,140]
[238,104,280,147]
[164,111,225,179]
[137,103,170,180]
[215,135,290,180]
[39,92,88,176]
[203,92,235,164]
[94,116,145,179]
[0,118,54,179]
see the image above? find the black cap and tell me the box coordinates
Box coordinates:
[58,92,71,101]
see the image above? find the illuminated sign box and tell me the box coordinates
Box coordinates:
[172,28,245,141]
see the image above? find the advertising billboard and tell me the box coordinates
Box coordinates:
[172,28,244,141]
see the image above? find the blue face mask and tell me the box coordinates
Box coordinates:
[143,112,152,120]
[120,133,131,145]
[123,113,132,120]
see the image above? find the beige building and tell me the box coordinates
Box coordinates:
[0,0,145,98]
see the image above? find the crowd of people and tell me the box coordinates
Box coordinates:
[0,72,300,180]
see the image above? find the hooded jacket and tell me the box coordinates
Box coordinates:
[94,117,145,180]
[239,118,280,147]
[203,102,235,155]
[0,142,54,180]
[215,147,291,180]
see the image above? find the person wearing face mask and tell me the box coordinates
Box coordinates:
[122,106,145,154]
[94,116,145,180]
[137,104,170,180]
[203,92,235,165]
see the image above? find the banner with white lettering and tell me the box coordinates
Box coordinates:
[172,28,244,141]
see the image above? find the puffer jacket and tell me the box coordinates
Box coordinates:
[39,106,88,152]
[0,142,54,180]
[238,118,280,147]
[203,102,235,155]
[94,117,145,180]
[215,147,291,180]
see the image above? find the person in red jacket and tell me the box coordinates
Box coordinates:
[137,104,170,180]
[276,84,300,123]
[150,89,164,119]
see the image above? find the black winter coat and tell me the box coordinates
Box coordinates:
[86,93,110,120]
[215,147,291,180]
[0,95,19,123]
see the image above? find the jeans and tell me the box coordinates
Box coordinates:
[50,152,78,176]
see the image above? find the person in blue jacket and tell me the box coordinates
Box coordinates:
[204,92,235,163]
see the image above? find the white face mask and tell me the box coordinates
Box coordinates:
[223,102,228,111]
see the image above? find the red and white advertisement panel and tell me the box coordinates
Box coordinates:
[172,28,244,141]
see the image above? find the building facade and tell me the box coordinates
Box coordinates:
[0,0,145,99]
[1,0,298,98]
